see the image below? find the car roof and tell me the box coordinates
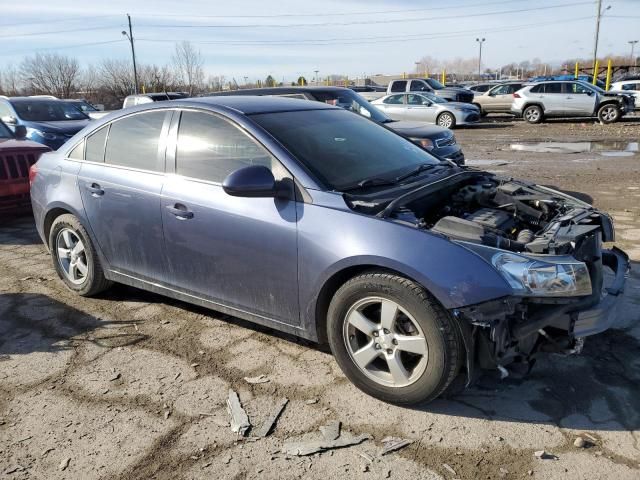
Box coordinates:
[206,86,351,96]
[118,95,338,116]
[6,97,65,102]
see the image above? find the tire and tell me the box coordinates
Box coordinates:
[436,112,456,128]
[49,214,111,296]
[327,271,463,405]
[523,105,543,124]
[597,103,620,124]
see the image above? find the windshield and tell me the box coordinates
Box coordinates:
[11,100,88,121]
[67,101,97,112]
[0,121,13,139]
[425,78,445,90]
[252,109,439,190]
[311,90,391,123]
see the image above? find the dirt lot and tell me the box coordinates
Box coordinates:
[1,116,639,480]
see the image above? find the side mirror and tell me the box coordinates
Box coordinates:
[14,125,27,139]
[1,115,17,125]
[222,165,277,198]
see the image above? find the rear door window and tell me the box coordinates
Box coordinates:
[383,94,405,105]
[544,83,563,94]
[104,111,166,171]
[390,81,407,92]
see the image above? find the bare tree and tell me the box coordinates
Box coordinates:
[172,41,204,95]
[20,53,80,98]
[0,65,21,95]
[99,59,136,98]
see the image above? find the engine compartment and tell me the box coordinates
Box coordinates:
[386,174,612,255]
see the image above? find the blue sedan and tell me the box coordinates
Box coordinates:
[29,97,628,404]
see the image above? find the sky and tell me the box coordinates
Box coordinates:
[1,0,639,82]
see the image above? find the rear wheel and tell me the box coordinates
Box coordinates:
[597,103,620,124]
[49,214,111,296]
[327,271,463,405]
[523,105,543,124]
[436,112,456,128]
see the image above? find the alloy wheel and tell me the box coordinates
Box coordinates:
[524,107,540,122]
[56,228,88,285]
[600,105,617,122]
[438,113,454,128]
[343,296,429,388]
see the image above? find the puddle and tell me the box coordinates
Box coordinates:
[510,141,638,156]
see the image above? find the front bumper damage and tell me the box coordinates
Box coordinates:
[452,247,630,384]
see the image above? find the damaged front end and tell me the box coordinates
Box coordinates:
[346,169,630,382]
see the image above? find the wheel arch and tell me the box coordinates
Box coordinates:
[522,101,545,112]
[314,264,440,345]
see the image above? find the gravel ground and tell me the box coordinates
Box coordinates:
[1,115,639,480]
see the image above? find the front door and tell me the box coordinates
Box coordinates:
[161,110,300,325]
[405,94,438,123]
[563,82,597,116]
[77,110,170,282]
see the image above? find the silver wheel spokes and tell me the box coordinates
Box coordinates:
[602,106,616,121]
[344,297,428,388]
[525,108,539,121]
[56,228,88,285]
[439,114,453,128]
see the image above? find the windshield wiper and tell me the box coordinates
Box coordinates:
[342,177,398,192]
[394,163,437,183]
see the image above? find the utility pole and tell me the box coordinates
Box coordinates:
[122,14,139,94]
[591,2,611,77]
[314,70,319,85]
[476,38,485,81]
[629,40,639,67]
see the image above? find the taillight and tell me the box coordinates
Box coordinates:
[29,163,38,186]
[513,93,521,98]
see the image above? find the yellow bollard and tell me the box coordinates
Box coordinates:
[592,60,599,85]
[574,62,579,79]
[605,59,612,90]
[402,72,406,79]
[441,69,446,86]
[425,69,428,79]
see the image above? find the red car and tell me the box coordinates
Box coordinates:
[0,122,50,212]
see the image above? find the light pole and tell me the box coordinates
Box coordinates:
[629,40,639,67]
[591,2,611,75]
[476,38,485,81]
[314,70,319,85]
[414,61,421,78]
[121,14,139,94]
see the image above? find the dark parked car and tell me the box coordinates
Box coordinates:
[0,120,50,212]
[208,87,465,165]
[0,97,91,150]
[30,97,628,404]
[388,78,475,103]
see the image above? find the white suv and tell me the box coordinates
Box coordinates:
[610,80,640,109]
[511,80,635,124]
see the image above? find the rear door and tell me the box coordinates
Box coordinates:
[378,94,407,120]
[160,109,300,324]
[539,82,564,114]
[563,82,596,116]
[77,110,170,282]
[485,84,522,111]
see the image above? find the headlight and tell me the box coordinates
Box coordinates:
[26,128,59,140]
[460,242,592,297]
[492,251,592,297]
[415,138,434,150]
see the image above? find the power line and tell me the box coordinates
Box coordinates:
[136,17,593,47]
[142,2,594,29]
[0,14,120,29]
[0,39,126,57]
[0,24,123,39]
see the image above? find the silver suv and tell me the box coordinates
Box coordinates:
[511,80,635,124]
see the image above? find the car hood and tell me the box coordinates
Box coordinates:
[386,121,450,138]
[0,138,51,151]
[23,120,90,135]
[438,87,470,94]
[442,101,477,110]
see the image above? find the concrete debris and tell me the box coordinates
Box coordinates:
[533,450,557,460]
[253,398,288,438]
[359,452,374,463]
[227,389,250,436]
[584,433,598,443]
[442,463,456,475]
[305,398,319,405]
[282,433,371,456]
[380,436,413,455]
[164,411,171,420]
[244,374,270,384]
[59,457,71,471]
[190,363,200,368]
[319,421,341,441]
[573,437,586,448]
[4,465,25,474]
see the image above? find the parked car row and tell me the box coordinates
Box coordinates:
[28,96,629,405]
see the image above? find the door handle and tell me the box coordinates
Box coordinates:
[166,203,194,219]
[86,183,104,197]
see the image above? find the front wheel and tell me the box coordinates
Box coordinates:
[436,112,456,128]
[49,214,112,296]
[327,272,463,405]
[597,103,620,124]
